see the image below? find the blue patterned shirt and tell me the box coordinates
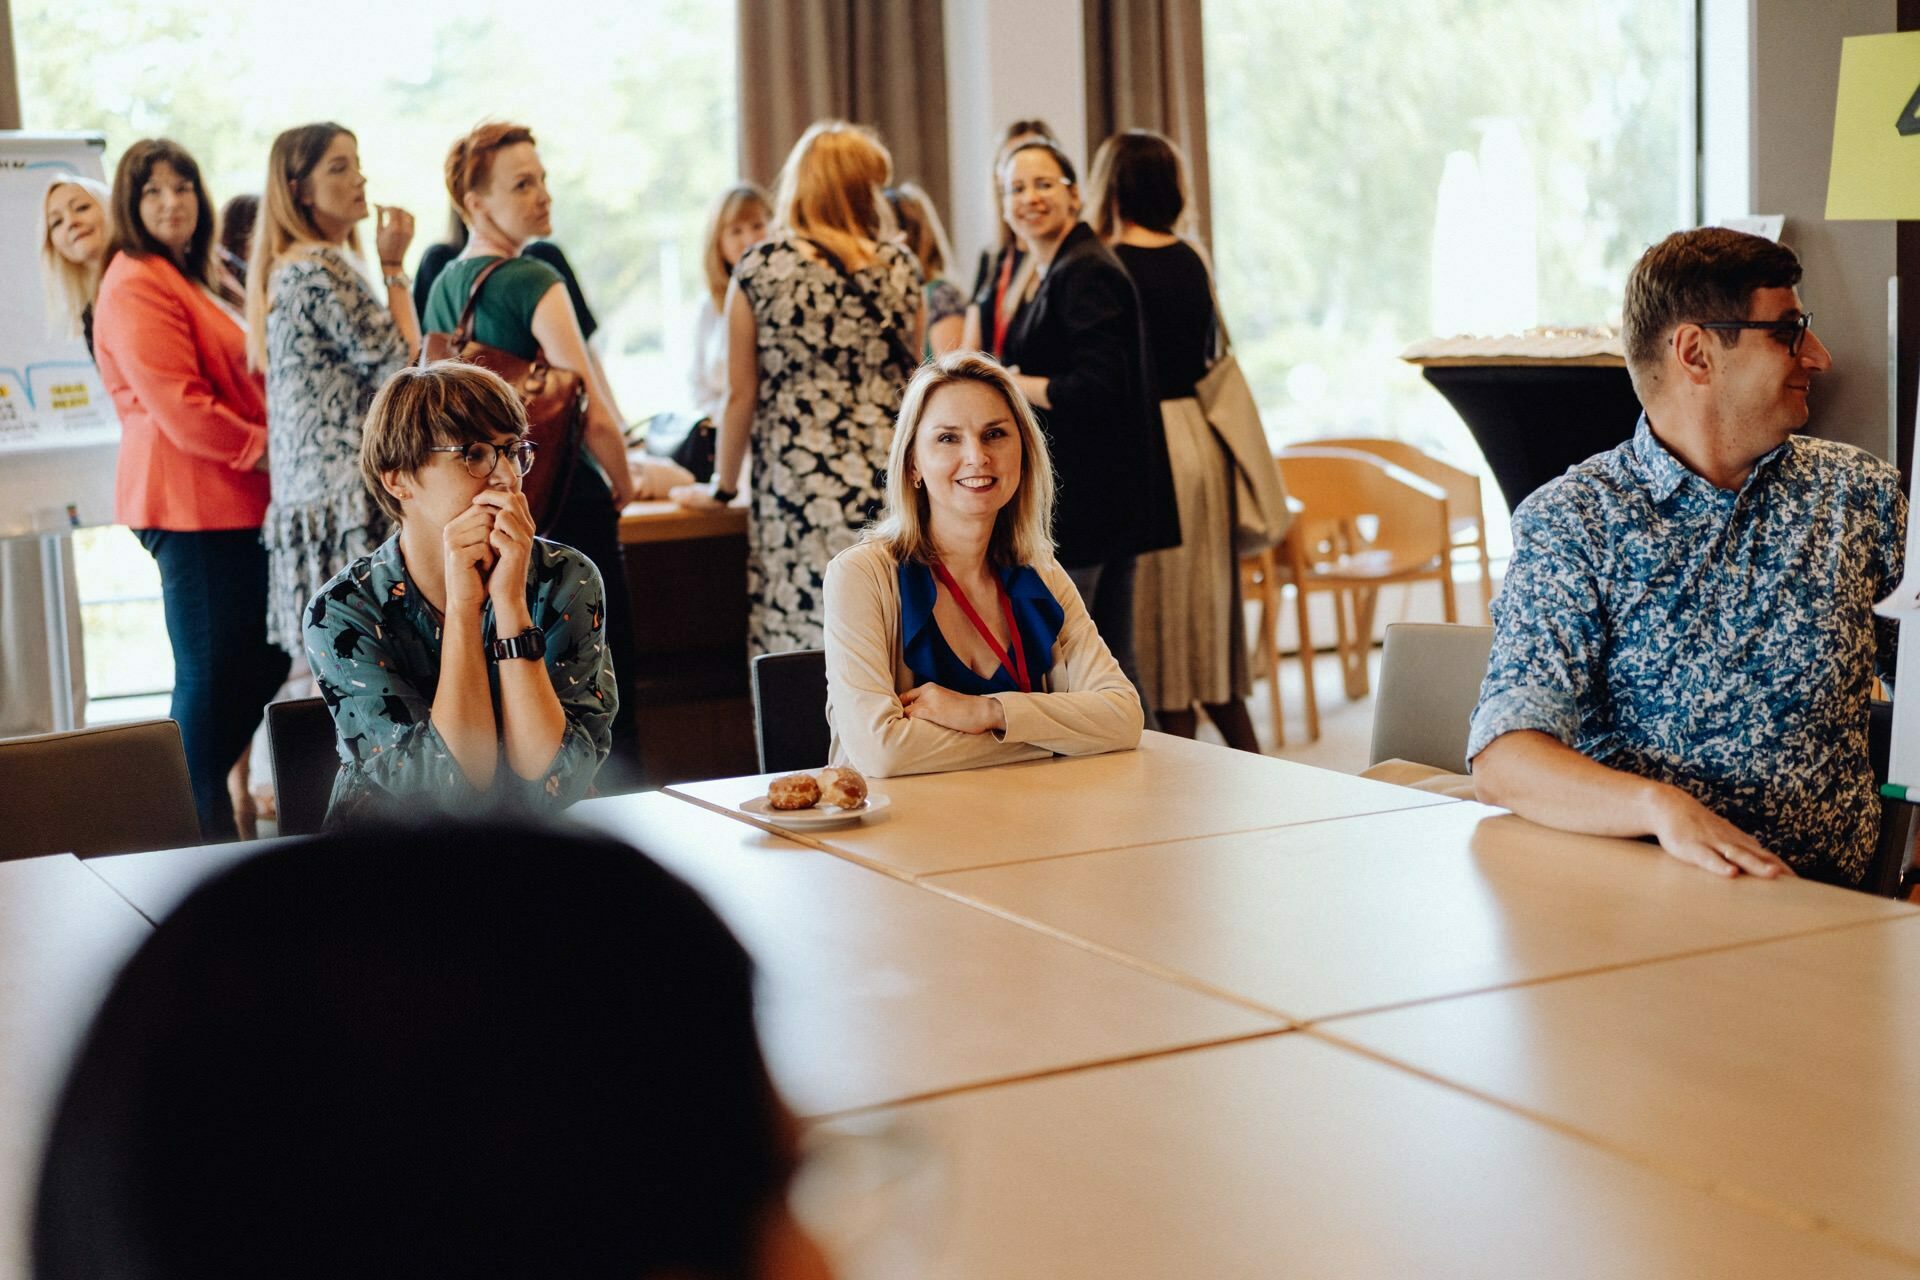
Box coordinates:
[1468,417,1905,880]
[304,534,617,826]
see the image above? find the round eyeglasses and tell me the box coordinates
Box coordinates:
[426,440,538,479]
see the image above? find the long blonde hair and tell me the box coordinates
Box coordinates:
[247,123,365,370]
[701,183,771,311]
[773,121,893,271]
[37,173,112,340]
[867,351,1055,569]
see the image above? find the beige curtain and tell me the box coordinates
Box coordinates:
[737,0,951,226]
[1082,0,1212,249]
[0,0,23,130]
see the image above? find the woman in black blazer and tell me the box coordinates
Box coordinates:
[1000,140,1177,718]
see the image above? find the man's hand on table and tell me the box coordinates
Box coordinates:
[1645,784,1795,879]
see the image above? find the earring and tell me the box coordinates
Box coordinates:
[913,476,923,489]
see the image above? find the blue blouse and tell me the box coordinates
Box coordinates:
[899,561,1064,694]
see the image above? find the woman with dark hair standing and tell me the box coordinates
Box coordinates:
[1089,129,1259,751]
[33,821,833,1279]
[249,121,419,660]
[997,139,1176,720]
[963,118,1056,359]
[93,138,290,841]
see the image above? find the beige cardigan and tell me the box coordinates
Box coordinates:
[823,540,1144,777]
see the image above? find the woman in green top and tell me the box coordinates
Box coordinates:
[425,121,641,786]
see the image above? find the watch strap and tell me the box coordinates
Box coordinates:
[488,625,546,662]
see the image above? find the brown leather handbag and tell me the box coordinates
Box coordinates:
[421,258,585,532]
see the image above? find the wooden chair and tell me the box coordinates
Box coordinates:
[267,698,341,837]
[1240,497,1319,744]
[0,718,201,861]
[1276,447,1457,703]
[750,648,830,773]
[1306,436,1495,622]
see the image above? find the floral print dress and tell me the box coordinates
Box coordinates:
[262,246,409,654]
[732,235,920,654]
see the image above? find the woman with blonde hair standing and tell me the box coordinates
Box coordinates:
[39,173,113,354]
[249,122,419,659]
[678,120,923,655]
[689,183,770,422]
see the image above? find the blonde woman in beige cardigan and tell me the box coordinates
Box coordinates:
[824,351,1143,777]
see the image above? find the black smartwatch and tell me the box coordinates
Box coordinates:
[488,625,546,662]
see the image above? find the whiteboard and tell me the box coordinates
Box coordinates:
[0,132,120,536]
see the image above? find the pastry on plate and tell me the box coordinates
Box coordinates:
[817,766,868,809]
[766,772,822,810]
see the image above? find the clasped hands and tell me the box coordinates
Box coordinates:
[442,490,537,622]
[901,682,1007,735]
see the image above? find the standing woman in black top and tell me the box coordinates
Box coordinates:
[962,119,1057,360]
[998,139,1177,720]
[1090,131,1259,751]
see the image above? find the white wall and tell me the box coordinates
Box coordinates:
[1749,1,1898,459]
[942,0,1087,281]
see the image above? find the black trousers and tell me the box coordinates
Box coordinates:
[542,462,641,789]
[136,528,292,841]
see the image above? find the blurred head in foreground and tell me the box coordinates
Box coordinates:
[34,822,831,1280]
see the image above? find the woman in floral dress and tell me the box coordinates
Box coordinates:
[677,120,922,654]
[247,122,417,655]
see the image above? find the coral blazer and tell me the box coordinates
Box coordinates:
[95,251,269,531]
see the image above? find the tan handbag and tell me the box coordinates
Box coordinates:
[422,258,586,533]
[1196,273,1290,555]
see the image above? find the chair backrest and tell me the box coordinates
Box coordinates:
[1277,447,1451,562]
[1306,436,1485,528]
[1368,623,1496,774]
[750,649,830,774]
[0,719,201,860]
[268,698,341,837]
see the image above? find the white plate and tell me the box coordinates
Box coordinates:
[739,792,892,829]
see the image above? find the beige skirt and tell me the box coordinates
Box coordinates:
[1133,397,1250,710]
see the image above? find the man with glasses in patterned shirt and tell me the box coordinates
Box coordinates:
[1469,227,1906,885]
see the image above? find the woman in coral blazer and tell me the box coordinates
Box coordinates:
[93,139,290,842]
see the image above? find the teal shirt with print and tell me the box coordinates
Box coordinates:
[303,533,616,825]
[422,255,561,361]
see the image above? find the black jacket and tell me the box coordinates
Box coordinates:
[1002,222,1179,567]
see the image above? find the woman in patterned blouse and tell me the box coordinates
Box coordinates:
[304,362,615,825]
[248,122,420,658]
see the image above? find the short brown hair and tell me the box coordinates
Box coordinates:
[1087,130,1191,240]
[444,122,537,220]
[1622,228,1803,388]
[108,138,219,290]
[360,363,529,523]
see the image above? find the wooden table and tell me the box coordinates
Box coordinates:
[566,793,1282,1116]
[668,730,1457,879]
[927,800,1915,1021]
[0,855,153,1277]
[11,731,1920,1276]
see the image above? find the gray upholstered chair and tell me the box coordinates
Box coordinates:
[1367,623,1494,776]
[0,718,201,861]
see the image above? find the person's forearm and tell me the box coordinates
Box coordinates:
[387,282,422,358]
[495,615,567,782]
[431,612,499,790]
[714,390,752,494]
[1472,730,1672,838]
[584,403,635,506]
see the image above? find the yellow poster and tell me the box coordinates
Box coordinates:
[1827,31,1920,219]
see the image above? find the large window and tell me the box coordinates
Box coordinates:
[14,0,736,703]
[1204,1,1696,543]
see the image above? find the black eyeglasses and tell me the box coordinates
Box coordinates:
[1694,312,1815,357]
[427,440,538,478]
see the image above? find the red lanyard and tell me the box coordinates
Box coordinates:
[990,251,1015,359]
[932,562,1031,693]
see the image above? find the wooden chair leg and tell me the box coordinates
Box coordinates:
[1292,579,1320,742]
[1439,564,1458,624]
[1475,532,1494,624]
[1340,588,1377,700]
[1251,552,1283,748]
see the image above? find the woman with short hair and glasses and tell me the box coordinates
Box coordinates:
[303,362,615,826]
